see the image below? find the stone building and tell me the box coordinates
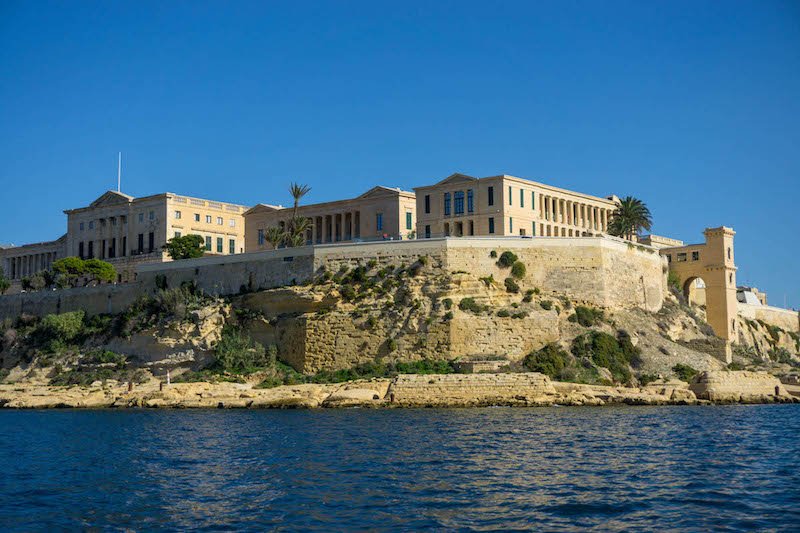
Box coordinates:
[0,190,248,286]
[413,173,619,239]
[244,186,416,252]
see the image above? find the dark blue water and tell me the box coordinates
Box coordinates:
[1,405,798,531]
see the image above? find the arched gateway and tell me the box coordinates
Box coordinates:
[658,227,738,340]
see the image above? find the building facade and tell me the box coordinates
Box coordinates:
[0,236,67,282]
[63,191,249,280]
[244,186,416,252]
[413,173,618,239]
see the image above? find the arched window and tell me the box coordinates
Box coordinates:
[727,247,731,260]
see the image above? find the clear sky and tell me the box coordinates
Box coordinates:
[1,1,798,306]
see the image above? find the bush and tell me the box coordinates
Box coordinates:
[504,278,520,293]
[442,298,453,310]
[524,343,569,379]
[571,331,633,383]
[510,261,526,279]
[340,285,357,302]
[540,300,553,310]
[573,306,605,327]
[523,289,535,303]
[214,328,271,374]
[489,250,497,258]
[672,363,698,382]
[497,309,511,318]
[459,297,486,314]
[443,311,454,321]
[35,311,85,352]
[512,311,528,319]
[479,275,494,288]
[638,373,659,386]
[386,339,398,352]
[497,251,518,268]
[667,270,681,291]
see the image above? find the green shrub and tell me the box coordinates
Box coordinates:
[727,362,745,371]
[617,330,643,368]
[386,339,398,352]
[504,278,520,293]
[540,300,553,310]
[497,309,511,317]
[638,373,659,386]
[35,311,85,352]
[573,306,605,327]
[510,261,526,279]
[85,349,127,367]
[667,270,681,291]
[459,297,486,313]
[512,311,528,319]
[672,363,699,382]
[479,275,495,288]
[443,311,454,321]
[490,250,497,258]
[523,289,535,303]
[571,331,633,383]
[497,251,518,268]
[340,285,357,301]
[214,327,271,374]
[367,259,378,269]
[524,343,568,378]
[442,298,453,310]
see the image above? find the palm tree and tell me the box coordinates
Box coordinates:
[287,216,311,246]
[289,182,311,219]
[286,232,306,248]
[264,226,285,249]
[608,196,652,241]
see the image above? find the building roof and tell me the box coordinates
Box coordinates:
[243,185,414,216]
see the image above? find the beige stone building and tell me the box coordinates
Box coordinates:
[0,190,248,287]
[244,186,416,252]
[413,173,618,239]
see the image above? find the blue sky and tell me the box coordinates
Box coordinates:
[1,1,798,306]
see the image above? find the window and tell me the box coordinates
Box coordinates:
[229,239,236,254]
[149,211,154,220]
[508,186,512,205]
[424,195,430,214]
[509,217,513,233]
[520,189,524,208]
[727,247,731,260]
[88,241,94,258]
[78,242,84,258]
[532,222,536,236]
[174,231,181,238]
[532,191,535,210]
[88,221,95,230]
[444,192,451,216]
[148,232,154,252]
[138,213,144,223]
[692,251,700,261]
[467,189,474,213]
[406,212,413,230]
[217,217,223,225]
[666,254,672,263]
[469,220,474,236]
[121,215,127,224]
[79,222,84,231]
[376,213,383,231]
[677,252,687,262]
[111,217,116,226]
[216,238,223,253]
[488,186,494,206]
[229,219,235,227]
[454,191,464,215]
[205,236,212,251]
[206,215,212,224]
[194,213,200,222]
[174,211,181,219]
[258,229,265,245]
[137,233,144,252]
[488,217,495,234]
[122,236,127,256]
[425,225,431,238]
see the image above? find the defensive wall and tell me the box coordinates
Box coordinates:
[0,236,666,322]
[738,302,799,333]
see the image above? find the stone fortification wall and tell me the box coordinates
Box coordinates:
[690,371,788,402]
[0,236,665,321]
[443,237,665,311]
[738,302,799,333]
[388,372,557,407]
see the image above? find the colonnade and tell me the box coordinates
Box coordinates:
[2,252,59,280]
[538,195,612,235]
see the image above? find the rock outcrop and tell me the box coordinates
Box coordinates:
[689,370,791,403]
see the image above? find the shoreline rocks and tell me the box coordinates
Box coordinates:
[0,370,796,410]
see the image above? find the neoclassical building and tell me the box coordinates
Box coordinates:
[0,190,248,285]
[413,173,618,239]
[244,186,416,252]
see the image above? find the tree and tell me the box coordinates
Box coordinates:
[83,259,116,286]
[51,257,116,287]
[286,183,311,246]
[52,257,86,287]
[21,271,49,291]
[264,226,285,249]
[163,234,205,260]
[0,266,10,295]
[608,196,652,241]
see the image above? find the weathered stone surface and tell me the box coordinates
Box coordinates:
[690,371,791,402]
[387,373,558,407]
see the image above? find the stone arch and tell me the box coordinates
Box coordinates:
[661,227,737,341]
[683,276,706,307]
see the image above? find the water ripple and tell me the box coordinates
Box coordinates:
[0,405,798,531]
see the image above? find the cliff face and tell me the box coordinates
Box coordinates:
[0,254,797,388]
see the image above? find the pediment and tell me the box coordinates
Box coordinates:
[89,190,134,208]
[243,203,283,215]
[357,186,404,199]
[435,173,478,186]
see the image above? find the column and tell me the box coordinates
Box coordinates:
[567,201,573,225]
